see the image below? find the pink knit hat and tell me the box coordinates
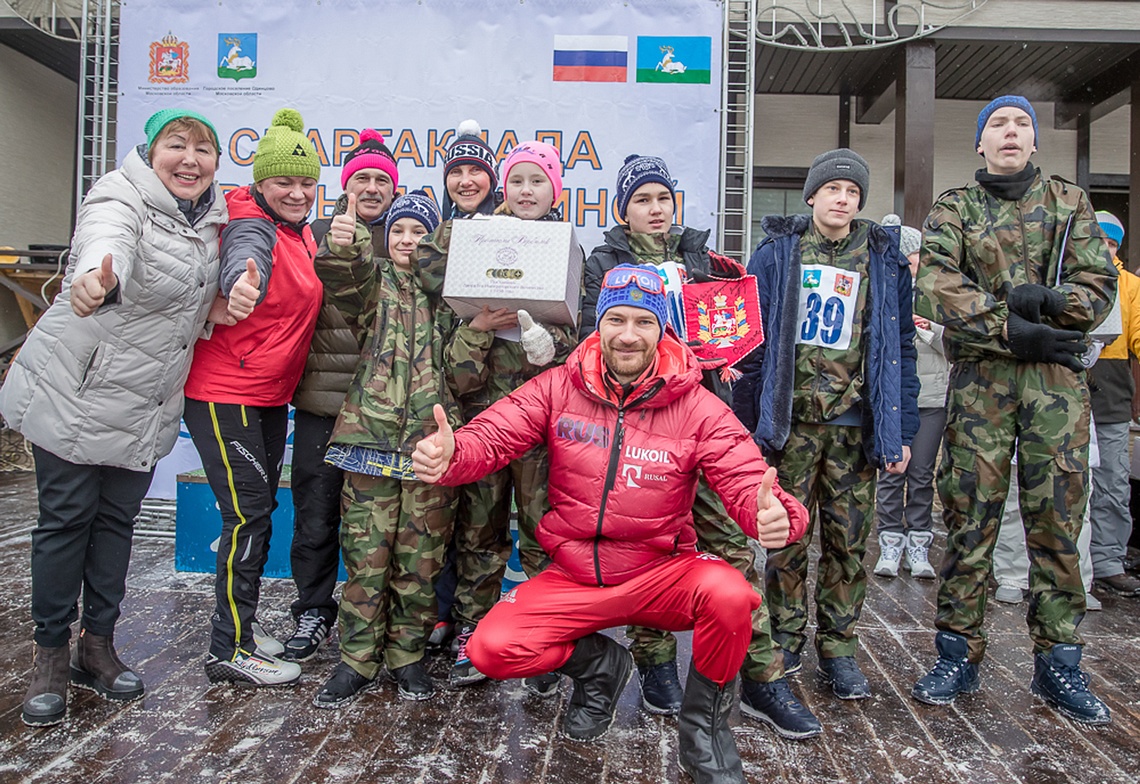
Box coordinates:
[340,129,399,190]
[500,141,563,202]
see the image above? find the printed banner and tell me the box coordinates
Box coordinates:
[115,0,725,252]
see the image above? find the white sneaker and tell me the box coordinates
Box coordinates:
[1085,592,1102,611]
[251,621,284,657]
[205,650,301,686]
[994,584,1026,604]
[874,532,905,577]
[904,531,937,579]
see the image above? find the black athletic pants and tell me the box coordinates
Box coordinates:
[30,445,154,648]
[288,409,342,623]
[184,398,287,660]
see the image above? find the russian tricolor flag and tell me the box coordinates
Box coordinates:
[553,35,628,82]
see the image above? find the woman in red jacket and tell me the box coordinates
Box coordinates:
[183,108,323,687]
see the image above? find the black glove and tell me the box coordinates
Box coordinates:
[1005,312,1085,372]
[1006,283,1066,323]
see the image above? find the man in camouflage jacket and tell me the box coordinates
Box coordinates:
[911,95,1117,726]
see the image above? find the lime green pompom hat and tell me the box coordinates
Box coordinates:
[252,108,321,182]
[143,108,219,151]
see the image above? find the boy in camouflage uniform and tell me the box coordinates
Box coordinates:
[734,148,919,703]
[310,190,462,708]
[911,95,1116,725]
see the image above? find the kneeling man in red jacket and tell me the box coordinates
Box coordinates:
[413,264,808,783]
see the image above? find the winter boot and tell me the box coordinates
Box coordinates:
[70,629,144,701]
[312,661,375,709]
[817,656,871,700]
[873,531,905,577]
[678,661,745,784]
[1030,644,1111,725]
[638,659,684,715]
[23,643,70,727]
[912,631,979,705]
[904,531,937,578]
[557,633,634,742]
[739,677,822,739]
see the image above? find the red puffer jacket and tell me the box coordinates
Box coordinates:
[440,332,809,586]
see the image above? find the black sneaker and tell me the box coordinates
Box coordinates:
[912,631,980,706]
[638,660,683,715]
[817,656,871,700]
[782,648,802,676]
[392,660,434,701]
[449,624,486,687]
[739,677,822,739]
[281,609,332,662]
[312,662,374,709]
[523,672,561,698]
[1030,644,1111,725]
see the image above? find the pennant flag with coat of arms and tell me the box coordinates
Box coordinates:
[682,268,764,379]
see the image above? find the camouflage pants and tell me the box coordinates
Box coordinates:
[936,360,1088,663]
[338,471,456,678]
[765,423,876,659]
[453,446,550,626]
[628,479,784,683]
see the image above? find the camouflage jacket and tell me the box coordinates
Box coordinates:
[293,193,387,418]
[316,218,461,455]
[914,170,1117,363]
[414,219,579,418]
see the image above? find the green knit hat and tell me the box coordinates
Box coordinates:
[144,108,219,152]
[252,108,321,182]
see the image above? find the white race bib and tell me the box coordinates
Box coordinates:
[796,264,861,350]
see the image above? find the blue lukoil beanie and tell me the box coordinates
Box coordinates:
[595,264,669,337]
[976,95,1038,150]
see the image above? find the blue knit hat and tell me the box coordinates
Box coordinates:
[595,264,669,337]
[387,189,441,235]
[1096,210,1124,245]
[615,154,675,220]
[976,95,1038,150]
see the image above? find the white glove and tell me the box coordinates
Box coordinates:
[518,309,555,366]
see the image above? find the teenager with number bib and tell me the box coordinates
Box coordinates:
[733,148,919,703]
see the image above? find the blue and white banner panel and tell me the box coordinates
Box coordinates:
[116,0,725,250]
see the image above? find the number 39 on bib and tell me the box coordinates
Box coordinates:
[796,265,861,350]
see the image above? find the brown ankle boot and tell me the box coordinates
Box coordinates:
[23,643,70,727]
[70,630,144,701]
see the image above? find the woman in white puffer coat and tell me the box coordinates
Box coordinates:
[0,108,229,728]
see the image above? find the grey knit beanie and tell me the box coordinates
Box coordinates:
[803,148,869,210]
[881,214,922,256]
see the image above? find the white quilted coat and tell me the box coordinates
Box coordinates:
[0,147,228,471]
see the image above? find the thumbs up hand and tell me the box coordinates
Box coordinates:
[227,258,261,321]
[412,404,456,483]
[329,193,358,248]
[755,467,791,548]
[518,309,555,367]
[71,253,118,317]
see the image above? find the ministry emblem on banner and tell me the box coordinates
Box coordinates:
[218,33,257,82]
[683,276,764,371]
[149,32,189,84]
